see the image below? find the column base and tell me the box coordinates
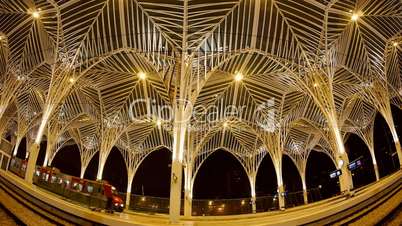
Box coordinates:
[25,143,40,183]
[169,160,183,223]
[278,185,285,210]
[303,190,308,205]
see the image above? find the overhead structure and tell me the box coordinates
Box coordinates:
[0,0,401,222]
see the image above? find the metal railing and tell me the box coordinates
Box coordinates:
[7,156,325,216]
[307,188,324,203]
[192,197,253,216]
[129,194,172,214]
[256,195,279,212]
[126,189,323,216]
[285,191,305,208]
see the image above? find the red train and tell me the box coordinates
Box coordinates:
[9,157,125,212]
[33,166,125,212]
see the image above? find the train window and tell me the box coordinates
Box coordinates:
[35,170,40,176]
[51,176,57,183]
[65,180,70,186]
[59,178,63,184]
[78,184,83,191]
[87,185,93,193]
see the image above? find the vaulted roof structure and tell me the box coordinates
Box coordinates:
[0,0,401,219]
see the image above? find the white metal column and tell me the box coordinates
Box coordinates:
[169,0,189,222]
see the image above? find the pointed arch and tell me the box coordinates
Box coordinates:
[131,147,172,197]
[83,151,99,181]
[102,147,128,192]
[344,133,376,187]
[306,150,338,200]
[193,148,251,199]
[50,144,81,177]
[373,111,400,176]
[255,151,277,196]
[15,136,27,159]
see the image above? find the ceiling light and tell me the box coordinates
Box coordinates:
[234,72,243,81]
[313,83,318,87]
[31,10,41,19]
[351,13,359,21]
[156,119,162,126]
[223,122,228,127]
[393,42,398,47]
[338,159,344,168]
[138,72,147,80]
[69,77,75,83]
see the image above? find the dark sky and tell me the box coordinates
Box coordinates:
[305,151,339,198]
[19,106,401,199]
[193,150,250,199]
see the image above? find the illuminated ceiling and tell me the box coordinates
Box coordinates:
[0,0,401,178]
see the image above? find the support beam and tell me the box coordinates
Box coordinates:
[369,147,380,181]
[0,153,3,169]
[330,123,353,192]
[96,157,106,180]
[373,162,380,181]
[43,138,56,167]
[184,164,193,217]
[169,161,183,221]
[301,174,308,204]
[251,195,256,214]
[303,189,308,205]
[80,165,87,179]
[248,174,257,213]
[277,184,285,210]
[169,119,186,222]
[43,149,50,167]
[12,137,22,156]
[275,163,285,210]
[336,152,353,192]
[126,177,133,209]
[26,106,54,183]
[25,143,40,183]
[169,87,189,221]
[184,189,192,217]
[169,0,189,222]
[389,125,402,168]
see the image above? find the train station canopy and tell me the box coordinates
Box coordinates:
[0,1,401,209]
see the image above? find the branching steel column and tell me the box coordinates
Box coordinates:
[275,161,285,210]
[386,119,402,168]
[329,120,353,192]
[301,172,308,204]
[370,149,380,181]
[12,137,22,156]
[126,176,134,209]
[248,173,257,213]
[169,0,189,222]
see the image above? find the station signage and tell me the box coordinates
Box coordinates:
[329,169,342,179]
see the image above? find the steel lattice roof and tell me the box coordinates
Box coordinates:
[0,0,401,177]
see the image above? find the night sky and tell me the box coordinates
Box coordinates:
[16,106,402,199]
